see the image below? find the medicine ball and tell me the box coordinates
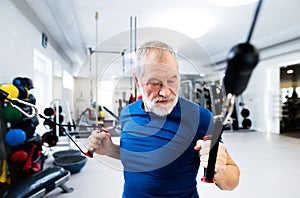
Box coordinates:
[23,94,36,105]
[5,128,27,146]
[0,84,19,101]
[16,86,29,100]
[13,116,39,139]
[10,150,28,162]
[21,77,34,90]
[1,103,22,122]
[12,77,23,86]
[13,77,33,89]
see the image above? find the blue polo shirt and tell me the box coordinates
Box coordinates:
[120,97,213,198]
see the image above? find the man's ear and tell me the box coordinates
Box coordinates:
[133,73,140,88]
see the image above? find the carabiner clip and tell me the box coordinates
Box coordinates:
[8,98,38,118]
[221,93,236,125]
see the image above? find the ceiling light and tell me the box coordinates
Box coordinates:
[286,69,294,74]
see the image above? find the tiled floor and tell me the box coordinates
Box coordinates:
[43,131,300,198]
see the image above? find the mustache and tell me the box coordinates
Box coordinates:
[152,95,176,103]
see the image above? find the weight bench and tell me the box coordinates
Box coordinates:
[0,167,73,198]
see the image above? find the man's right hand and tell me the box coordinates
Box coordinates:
[87,130,121,159]
[88,130,113,155]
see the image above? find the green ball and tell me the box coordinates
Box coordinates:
[1,104,22,122]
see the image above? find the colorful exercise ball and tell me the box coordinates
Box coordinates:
[22,77,34,90]
[1,104,22,122]
[24,94,36,105]
[5,129,26,146]
[10,150,28,162]
[12,77,23,87]
[16,86,29,99]
[0,84,19,101]
[13,77,34,90]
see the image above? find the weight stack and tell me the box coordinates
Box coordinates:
[241,108,252,129]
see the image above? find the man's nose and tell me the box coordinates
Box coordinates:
[158,84,171,97]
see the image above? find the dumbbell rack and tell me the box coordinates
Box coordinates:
[0,100,73,197]
[0,100,15,186]
[0,100,39,186]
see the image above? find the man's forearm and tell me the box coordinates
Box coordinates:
[107,144,120,160]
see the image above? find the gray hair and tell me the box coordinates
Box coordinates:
[134,40,179,79]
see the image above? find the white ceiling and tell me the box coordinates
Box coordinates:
[23,0,300,78]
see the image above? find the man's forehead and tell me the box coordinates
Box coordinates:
[141,64,178,78]
[143,63,177,72]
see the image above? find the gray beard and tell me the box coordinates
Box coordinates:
[140,87,178,116]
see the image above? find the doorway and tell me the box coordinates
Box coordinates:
[32,49,53,134]
[280,64,300,137]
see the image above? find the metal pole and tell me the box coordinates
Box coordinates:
[95,12,99,127]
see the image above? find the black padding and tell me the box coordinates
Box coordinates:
[0,167,70,198]
[223,43,259,96]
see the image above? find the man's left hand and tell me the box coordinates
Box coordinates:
[194,139,227,178]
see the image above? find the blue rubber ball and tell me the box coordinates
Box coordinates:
[5,129,26,146]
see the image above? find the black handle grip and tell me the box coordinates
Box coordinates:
[201,123,223,183]
[201,135,221,183]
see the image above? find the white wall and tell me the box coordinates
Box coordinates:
[240,41,300,134]
[0,0,73,109]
